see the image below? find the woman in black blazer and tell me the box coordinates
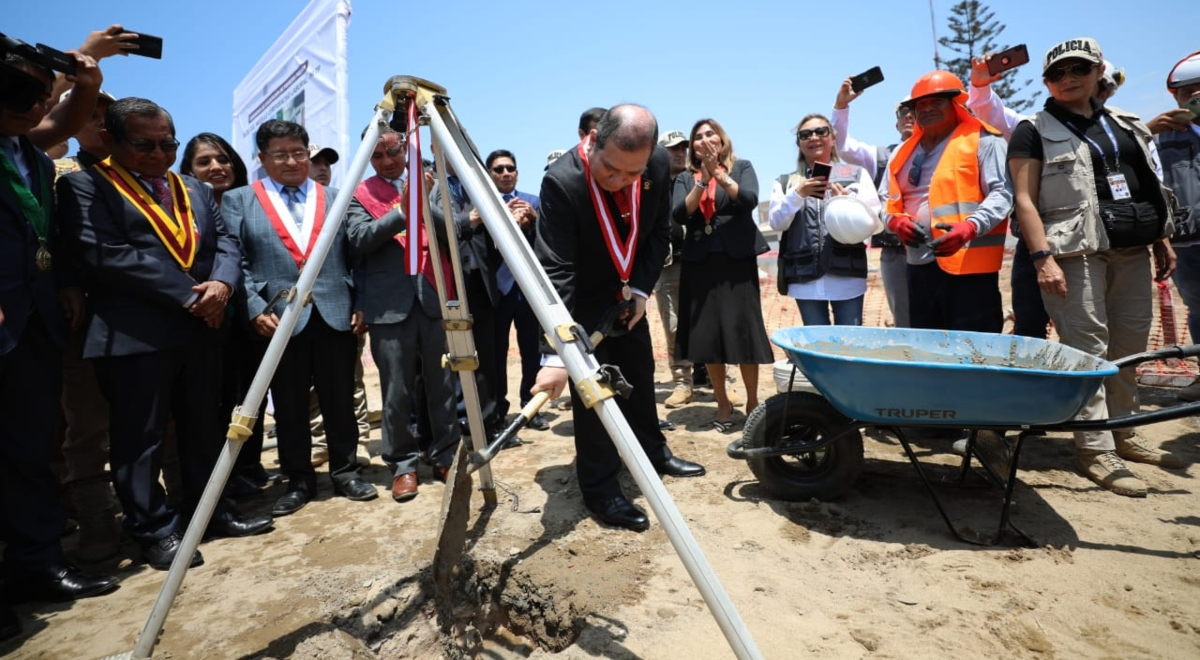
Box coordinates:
[672,118,773,431]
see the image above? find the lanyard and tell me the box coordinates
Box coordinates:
[1065,115,1121,173]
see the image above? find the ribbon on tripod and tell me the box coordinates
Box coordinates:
[405,101,424,275]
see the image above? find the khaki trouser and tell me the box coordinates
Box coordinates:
[1041,247,1152,452]
[653,262,692,387]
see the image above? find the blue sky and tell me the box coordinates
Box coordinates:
[8,0,1196,196]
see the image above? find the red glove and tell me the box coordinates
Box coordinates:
[930,221,978,256]
[886,214,927,247]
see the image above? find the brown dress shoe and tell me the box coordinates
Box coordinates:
[433,465,451,484]
[391,473,418,502]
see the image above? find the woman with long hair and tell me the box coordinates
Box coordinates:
[672,118,773,432]
[180,132,248,205]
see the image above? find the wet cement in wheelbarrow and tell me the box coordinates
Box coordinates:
[800,339,1100,372]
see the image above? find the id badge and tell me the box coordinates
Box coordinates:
[1107,173,1132,200]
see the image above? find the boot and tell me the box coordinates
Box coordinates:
[68,477,122,563]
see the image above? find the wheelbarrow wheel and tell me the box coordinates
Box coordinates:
[743,392,863,501]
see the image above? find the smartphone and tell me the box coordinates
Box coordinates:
[129,32,163,59]
[34,43,78,75]
[850,66,884,94]
[810,161,832,180]
[987,44,1029,76]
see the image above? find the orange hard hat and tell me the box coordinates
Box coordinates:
[906,70,966,105]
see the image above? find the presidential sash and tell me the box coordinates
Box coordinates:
[251,179,326,270]
[94,158,197,271]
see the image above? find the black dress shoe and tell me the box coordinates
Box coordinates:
[526,413,550,431]
[1,604,20,642]
[6,564,119,603]
[224,473,262,500]
[334,478,378,502]
[585,495,650,532]
[142,532,203,571]
[272,489,312,516]
[654,456,706,478]
[239,464,284,488]
[658,418,676,431]
[207,509,274,539]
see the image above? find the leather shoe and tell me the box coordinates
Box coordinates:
[334,478,378,502]
[433,465,451,484]
[272,489,312,517]
[206,509,274,539]
[527,413,550,431]
[585,495,649,532]
[0,604,19,642]
[142,532,203,571]
[658,418,676,431]
[653,456,706,478]
[5,564,119,603]
[391,473,418,502]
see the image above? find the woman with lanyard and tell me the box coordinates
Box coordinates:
[1009,37,1178,498]
[768,113,880,327]
[672,118,772,432]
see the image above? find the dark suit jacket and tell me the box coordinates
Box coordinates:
[345,176,448,324]
[0,135,69,355]
[55,168,240,359]
[671,159,769,261]
[221,182,358,335]
[535,145,671,332]
[429,176,501,305]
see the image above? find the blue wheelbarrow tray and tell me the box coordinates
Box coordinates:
[771,327,1118,428]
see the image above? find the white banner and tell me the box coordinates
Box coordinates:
[232,0,351,187]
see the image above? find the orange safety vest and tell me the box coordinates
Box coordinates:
[886,107,1008,275]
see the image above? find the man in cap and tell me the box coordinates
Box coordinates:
[1150,51,1200,402]
[532,105,705,533]
[881,71,1012,333]
[544,149,566,171]
[308,144,338,186]
[654,130,695,407]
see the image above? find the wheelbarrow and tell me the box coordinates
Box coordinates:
[727,326,1200,547]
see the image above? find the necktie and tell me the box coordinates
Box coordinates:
[496,192,517,295]
[282,186,304,228]
[148,177,173,210]
[447,177,465,208]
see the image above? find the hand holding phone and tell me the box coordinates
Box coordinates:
[986,44,1029,77]
[849,66,884,94]
[127,31,163,59]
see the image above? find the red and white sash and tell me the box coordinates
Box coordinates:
[577,136,641,299]
[252,179,326,269]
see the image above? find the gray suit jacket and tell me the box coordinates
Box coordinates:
[345,187,443,325]
[221,182,357,335]
[429,177,501,305]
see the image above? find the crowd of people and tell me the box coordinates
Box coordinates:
[2,23,1198,643]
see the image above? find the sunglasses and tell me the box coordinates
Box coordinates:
[896,107,915,120]
[127,138,180,153]
[491,165,516,173]
[1044,61,1095,83]
[797,126,832,141]
[908,150,927,187]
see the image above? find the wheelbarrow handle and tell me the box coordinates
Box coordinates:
[1110,344,1200,369]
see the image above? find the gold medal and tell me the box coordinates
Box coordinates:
[621,283,632,301]
[35,242,52,272]
[704,224,713,235]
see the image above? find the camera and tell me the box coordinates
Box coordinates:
[0,32,78,113]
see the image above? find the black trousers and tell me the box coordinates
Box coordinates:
[493,284,542,416]
[906,263,1003,333]
[271,309,360,492]
[225,324,268,474]
[1010,241,1052,338]
[94,340,224,543]
[0,312,67,572]
[569,320,672,500]
[462,269,500,432]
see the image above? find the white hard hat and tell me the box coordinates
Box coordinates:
[1099,60,1125,95]
[824,196,882,244]
[1168,51,1200,91]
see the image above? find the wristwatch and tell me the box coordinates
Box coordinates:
[695,181,708,190]
[718,175,733,186]
[1029,249,1053,262]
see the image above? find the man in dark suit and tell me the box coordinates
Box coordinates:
[56,97,274,570]
[532,105,705,532]
[346,127,460,502]
[1,50,117,638]
[221,119,376,516]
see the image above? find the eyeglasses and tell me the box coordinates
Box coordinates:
[796,126,832,141]
[907,150,927,187]
[265,150,310,164]
[383,143,405,157]
[491,165,516,173]
[1044,62,1096,83]
[896,107,915,120]
[126,139,180,153]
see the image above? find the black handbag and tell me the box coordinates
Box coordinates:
[1098,200,1162,248]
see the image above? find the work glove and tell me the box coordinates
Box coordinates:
[886,214,927,247]
[930,221,978,256]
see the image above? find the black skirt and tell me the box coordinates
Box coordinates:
[676,252,774,365]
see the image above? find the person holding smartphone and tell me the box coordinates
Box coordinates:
[1008,38,1180,497]
[768,113,880,328]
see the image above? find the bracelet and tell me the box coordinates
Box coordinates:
[695,181,708,190]
[1029,249,1053,262]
